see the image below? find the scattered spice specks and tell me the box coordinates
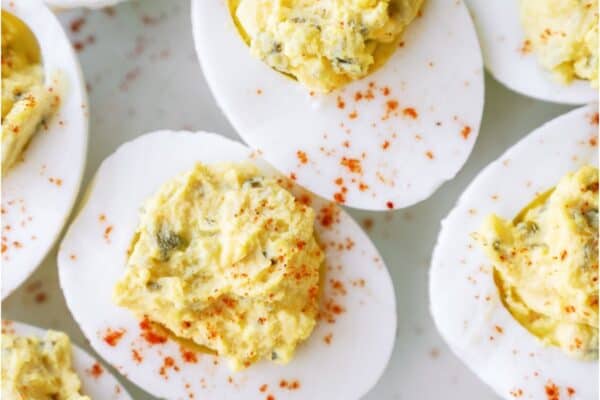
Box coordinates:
[510,388,524,398]
[333,192,346,204]
[70,17,86,33]
[362,218,374,231]
[296,150,308,164]
[132,349,143,364]
[279,379,301,390]
[340,157,362,174]
[429,348,440,359]
[34,292,47,303]
[403,107,418,119]
[159,356,179,378]
[180,346,198,363]
[87,363,103,378]
[103,226,113,242]
[103,328,125,347]
[519,39,532,54]
[461,125,472,139]
[139,317,167,345]
[545,381,560,400]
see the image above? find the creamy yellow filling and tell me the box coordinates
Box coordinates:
[477,165,599,360]
[231,0,424,92]
[1,331,90,400]
[114,163,324,370]
[519,0,598,87]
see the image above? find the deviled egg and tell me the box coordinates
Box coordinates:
[57,131,397,399]
[430,104,599,399]
[192,0,484,210]
[1,320,131,399]
[1,0,88,299]
[466,0,599,104]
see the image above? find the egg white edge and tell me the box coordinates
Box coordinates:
[429,104,599,400]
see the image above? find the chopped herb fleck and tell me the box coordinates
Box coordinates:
[156,229,184,260]
[244,177,263,188]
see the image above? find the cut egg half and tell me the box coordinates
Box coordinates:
[430,104,599,400]
[1,320,132,400]
[465,0,598,104]
[57,131,397,400]
[2,0,88,299]
[191,0,484,210]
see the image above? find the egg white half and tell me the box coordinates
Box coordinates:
[465,0,598,105]
[1,0,88,299]
[191,0,484,210]
[430,104,599,400]
[57,131,397,400]
[2,320,132,399]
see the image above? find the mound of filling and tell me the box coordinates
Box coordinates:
[231,0,424,92]
[114,162,324,370]
[1,11,59,176]
[477,165,599,360]
[1,330,90,400]
[519,0,598,87]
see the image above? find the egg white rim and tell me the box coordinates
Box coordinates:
[1,0,89,300]
[465,0,598,105]
[430,104,599,400]
[2,320,132,399]
[191,0,485,210]
[57,130,397,400]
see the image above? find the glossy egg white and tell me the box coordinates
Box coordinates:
[465,0,598,105]
[2,320,132,399]
[430,104,599,400]
[1,0,88,299]
[57,131,397,400]
[191,0,484,210]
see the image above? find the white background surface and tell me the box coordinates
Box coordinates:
[2,1,574,399]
